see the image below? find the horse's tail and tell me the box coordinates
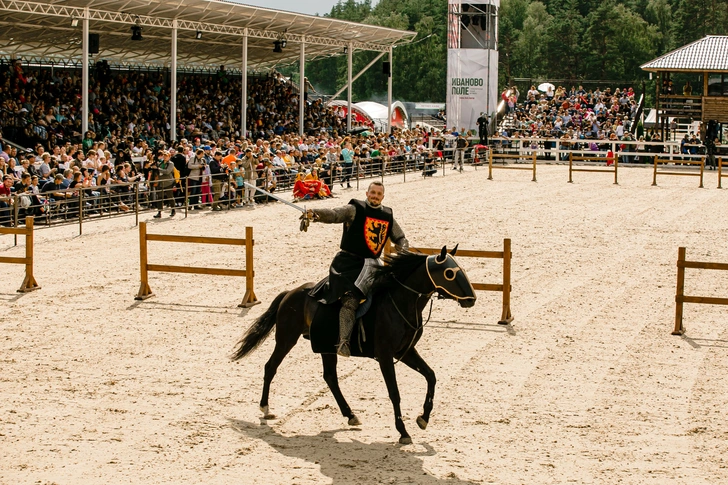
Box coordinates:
[231,290,288,361]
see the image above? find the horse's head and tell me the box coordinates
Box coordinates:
[425,245,476,308]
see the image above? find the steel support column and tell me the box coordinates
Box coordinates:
[170,19,177,141]
[82,7,89,136]
[241,32,248,139]
[347,42,353,133]
[299,41,305,137]
[387,46,393,135]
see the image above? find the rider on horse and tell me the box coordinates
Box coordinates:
[305,181,409,357]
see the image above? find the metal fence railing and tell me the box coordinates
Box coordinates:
[4,140,721,243]
[0,156,455,241]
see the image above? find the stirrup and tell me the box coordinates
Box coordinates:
[336,341,351,358]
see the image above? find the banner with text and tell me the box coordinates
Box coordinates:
[446,48,498,132]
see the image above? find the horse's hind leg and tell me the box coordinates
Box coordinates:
[260,335,299,419]
[399,349,435,430]
[321,354,360,426]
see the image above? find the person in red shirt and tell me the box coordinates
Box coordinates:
[0,175,14,226]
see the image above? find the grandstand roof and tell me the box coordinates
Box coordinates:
[0,0,416,70]
[641,36,728,73]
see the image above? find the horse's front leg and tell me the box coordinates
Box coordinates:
[399,349,435,430]
[378,358,410,444]
[321,354,360,426]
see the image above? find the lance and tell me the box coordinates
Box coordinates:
[241,181,313,231]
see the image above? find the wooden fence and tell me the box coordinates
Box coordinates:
[652,156,705,188]
[387,239,513,325]
[488,152,537,182]
[672,247,728,335]
[568,153,618,184]
[0,217,40,293]
[135,223,259,307]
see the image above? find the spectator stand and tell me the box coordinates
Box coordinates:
[0,1,416,143]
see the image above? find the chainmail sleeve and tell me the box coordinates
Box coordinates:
[312,204,356,224]
[390,218,409,251]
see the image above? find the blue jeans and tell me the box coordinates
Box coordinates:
[187,178,201,206]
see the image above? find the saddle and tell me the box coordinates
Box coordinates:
[308,292,376,357]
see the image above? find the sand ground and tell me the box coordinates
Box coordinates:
[1,164,727,485]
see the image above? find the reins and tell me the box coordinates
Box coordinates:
[389,276,435,365]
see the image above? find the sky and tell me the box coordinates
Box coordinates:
[236,0,343,16]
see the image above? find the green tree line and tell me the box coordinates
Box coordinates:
[296,0,727,103]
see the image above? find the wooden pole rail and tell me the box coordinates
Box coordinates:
[673,247,728,335]
[135,223,259,307]
[568,152,618,184]
[0,217,40,292]
[718,158,726,189]
[386,238,513,325]
[652,156,704,188]
[488,152,537,182]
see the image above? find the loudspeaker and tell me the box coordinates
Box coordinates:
[382,61,391,76]
[88,33,100,54]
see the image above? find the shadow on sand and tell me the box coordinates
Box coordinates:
[126,299,251,317]
[228,419,479,485]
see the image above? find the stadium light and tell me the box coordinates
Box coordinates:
[131,24,143,41]
[273,40,283,53]
[195,30,202,40]
[71,18,78,27]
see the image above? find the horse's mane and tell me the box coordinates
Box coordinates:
[372,251,428,290]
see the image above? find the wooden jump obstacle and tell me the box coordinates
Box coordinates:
[718,158,726,189]
[652,156,704,188]
[568,153,618,184]
[0,217,40,293]
[135,222,260,307]
[672,247,728,335]
[488,151,537,182]
[386,238,513,325]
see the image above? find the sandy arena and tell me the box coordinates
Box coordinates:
[1,164,727,484]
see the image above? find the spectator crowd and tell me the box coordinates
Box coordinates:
[0,101,443,227]
[495,84,639,141]
[4,60,723,229]
[0,60,350,153]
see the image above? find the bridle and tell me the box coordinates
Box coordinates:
[388,274,435,364]
[387,254,474,363]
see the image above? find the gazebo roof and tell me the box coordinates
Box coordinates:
[641,36,728,73]
[0,0,417,70]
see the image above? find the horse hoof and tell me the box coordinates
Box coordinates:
[399,436,412,445]
[416,416,428,430]
[260,406,276,420]
[348,416,361,426]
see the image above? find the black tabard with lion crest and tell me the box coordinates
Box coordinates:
[309,199,394,304]
[340,199,393,258]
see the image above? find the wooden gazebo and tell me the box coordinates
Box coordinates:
[641,36,728,141]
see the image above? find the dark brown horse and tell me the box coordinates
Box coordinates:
[231,247,476,444]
